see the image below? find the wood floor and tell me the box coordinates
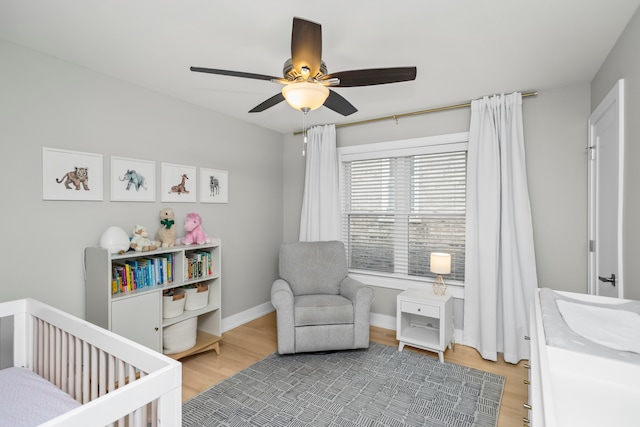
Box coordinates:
[181,311,529,426]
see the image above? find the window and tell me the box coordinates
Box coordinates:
[339,133,468,284]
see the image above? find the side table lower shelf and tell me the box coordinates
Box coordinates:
[166,331,222,360]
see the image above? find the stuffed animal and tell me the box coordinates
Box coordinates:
[182,213,210,245]
[156,208,177,248]
[130,225,158,252]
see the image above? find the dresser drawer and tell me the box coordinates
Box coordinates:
[401,301,439,318]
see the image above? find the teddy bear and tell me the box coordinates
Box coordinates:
[156,207,177,248]
[129,225,158,252]
[182,213,210,245]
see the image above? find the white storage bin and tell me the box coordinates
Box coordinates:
[184,284,209,311]
[163,317,197,354]
[162,290,185,319]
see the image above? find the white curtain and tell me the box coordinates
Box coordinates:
[299,124,342,242]
[463,92,538,364]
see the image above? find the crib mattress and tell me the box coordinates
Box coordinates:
[539,288,640,365]
[0,367,81,426]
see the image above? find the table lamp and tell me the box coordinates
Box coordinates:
[430,253,451,296]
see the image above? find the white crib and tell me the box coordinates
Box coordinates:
[0,298,182,426]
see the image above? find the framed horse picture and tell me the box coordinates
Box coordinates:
[110,156,156,202]
[161,163,197,203]
[199,168,228,204]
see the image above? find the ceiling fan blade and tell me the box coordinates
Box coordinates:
[190,67,280,82]
[291,17,322,77]
[324,90,357,116]
[321,67,417,87]
[249,93,285,113]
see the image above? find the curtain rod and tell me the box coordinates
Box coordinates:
[293,90,538,135]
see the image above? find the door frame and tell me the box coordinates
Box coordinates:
[587,79,624,297]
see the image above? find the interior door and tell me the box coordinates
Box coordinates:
[588,79,624,298]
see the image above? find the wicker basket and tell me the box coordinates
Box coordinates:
[184,284,209,311]
[162,317,197,354]
[162,290,185,319]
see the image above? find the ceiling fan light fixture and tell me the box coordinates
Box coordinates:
[282,82,329,111]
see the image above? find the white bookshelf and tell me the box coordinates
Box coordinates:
[84,239,222,359]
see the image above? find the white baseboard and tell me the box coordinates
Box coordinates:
[221,302,275,333]
[223,303,464,345]
[369,312,396,330]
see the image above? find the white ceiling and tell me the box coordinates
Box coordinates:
[1,1,638,134]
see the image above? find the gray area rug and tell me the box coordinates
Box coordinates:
[182,343,505,426]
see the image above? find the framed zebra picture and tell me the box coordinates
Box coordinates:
[110,156,156,202]
[199,168,228,203]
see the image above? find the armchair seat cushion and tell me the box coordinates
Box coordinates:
[294,294,353,327]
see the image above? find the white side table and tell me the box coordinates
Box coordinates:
[396,288,454,362]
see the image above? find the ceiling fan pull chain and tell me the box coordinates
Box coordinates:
[301,109,308,156]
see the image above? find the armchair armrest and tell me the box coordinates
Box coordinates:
[271,279,295,354]
[340,276,374,348]
[340,276,374,306]
[271,279,294,308]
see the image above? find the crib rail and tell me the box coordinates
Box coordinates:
[1,298,181,427]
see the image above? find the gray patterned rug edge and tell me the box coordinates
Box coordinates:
[183,342,505,426]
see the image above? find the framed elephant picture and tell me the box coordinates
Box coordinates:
[110,156,156,202]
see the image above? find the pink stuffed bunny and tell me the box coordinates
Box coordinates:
[182,213,210,245]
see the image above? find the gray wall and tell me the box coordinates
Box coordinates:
[591,6,640,300]
[0,39,283,319]
[283,84,591,320]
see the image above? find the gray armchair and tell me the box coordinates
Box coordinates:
[271,241,374,355]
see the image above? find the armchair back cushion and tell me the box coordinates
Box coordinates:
[279,241,348,296]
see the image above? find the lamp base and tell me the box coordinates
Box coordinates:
[433,275,447,296]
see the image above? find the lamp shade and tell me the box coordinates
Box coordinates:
[282,82,329,111]
[430,252,451,274]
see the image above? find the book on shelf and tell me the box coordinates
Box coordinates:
[111,252,176,295]
[184,250,213,280]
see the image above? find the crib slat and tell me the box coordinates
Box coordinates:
[60,330,68,392]
[117,359,126,427]
[151,398,158,427]
[55,326,62,388]
[99,348,107,397]
[108,354,115,395]
[91,345,98,401]
[139,371,148,427]
[36,318,44,376]
[47,323,54,382]
[127,363,136,426]
[67,334,75,398]
[75,336,83,402]
[82,340,90,404]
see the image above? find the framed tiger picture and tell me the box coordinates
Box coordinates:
[42,147,103,201]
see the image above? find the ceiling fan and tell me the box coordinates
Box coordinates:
[190,17,417,116]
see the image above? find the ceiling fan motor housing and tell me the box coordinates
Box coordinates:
[283,58,327,81]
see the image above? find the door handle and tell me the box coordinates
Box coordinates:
[598,273,616,286]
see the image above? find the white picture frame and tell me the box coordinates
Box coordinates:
[161,162,196,203]
[110,156,156,202]
[42,147,103,201]
[199,168,228,203]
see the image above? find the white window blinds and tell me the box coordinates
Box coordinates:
[342,149,467,282]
